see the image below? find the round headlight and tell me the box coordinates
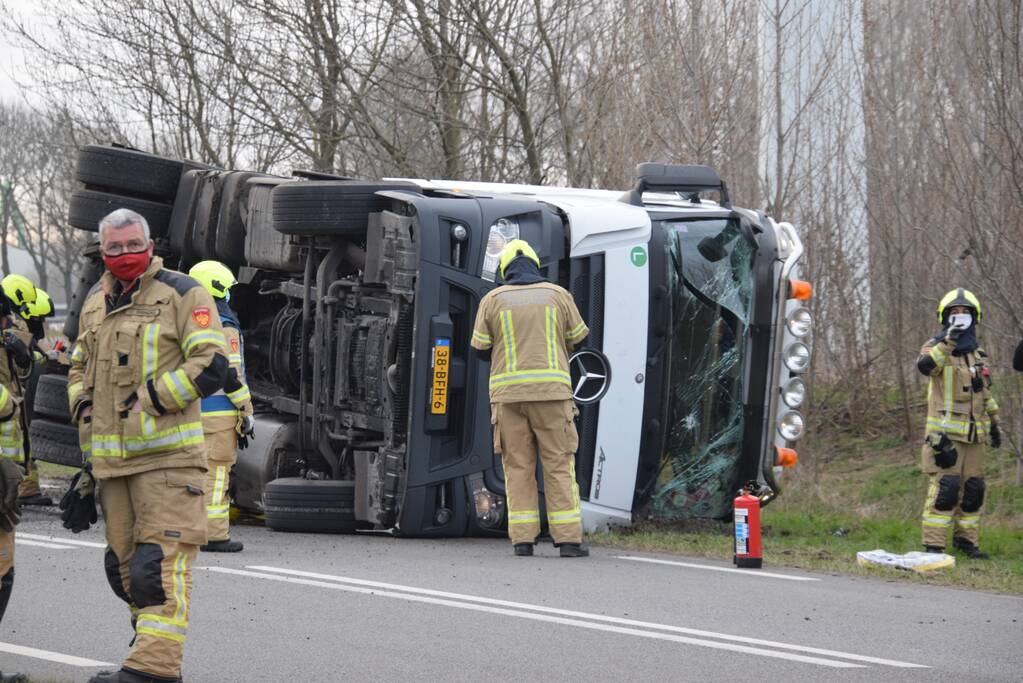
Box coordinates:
[784,342,811,372]
[782,377,806,408]
[778,411,805,440]
[787,307,812,337]
[451,224,468,242]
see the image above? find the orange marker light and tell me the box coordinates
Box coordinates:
[775,447,798,468]
[789,279,813,301]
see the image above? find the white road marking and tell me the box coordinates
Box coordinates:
[14,538,75,550]
[17,532,106,549]
[0,641,113,667]
[242,565,926,669]
[614,555,822,582]
[205,566,859,668]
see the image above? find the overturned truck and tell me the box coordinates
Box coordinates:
[32,146,811,536]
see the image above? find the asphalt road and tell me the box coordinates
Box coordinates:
[2,503,1021,682]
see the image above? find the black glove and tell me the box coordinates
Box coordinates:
[1,331,31,369]
[990,424,1002,449]
[0,458,23,532]
[59,464,98,533]
[236,415,255,450]
[930,434,958,469]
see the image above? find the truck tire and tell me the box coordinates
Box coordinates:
[271,181,418,236]
[75,145,184,201]
[33,374,71,423]
[28,419,84,468]
[263,478,363,533]
[68,189,173,237]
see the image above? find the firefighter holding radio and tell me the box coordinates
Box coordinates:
[471,239,590,558]
[916,288,998,559]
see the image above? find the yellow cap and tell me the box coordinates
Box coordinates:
[188,260,237,299]
[498,239,540,279]
[22,288,53,320]
[937,288,982,323]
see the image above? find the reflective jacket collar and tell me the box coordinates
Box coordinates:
[101,256,163,313]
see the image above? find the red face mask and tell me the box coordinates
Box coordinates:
[103,251,151,282]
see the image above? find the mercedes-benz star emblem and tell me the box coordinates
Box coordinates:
[569,349,611,405]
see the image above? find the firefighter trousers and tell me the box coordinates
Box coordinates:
[492,400,582,545]
[17,457,41,498]
[98,466,207,680]
[203,429,237,542]
[920,439,986,548]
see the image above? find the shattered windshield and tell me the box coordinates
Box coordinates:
[643,218,755,519]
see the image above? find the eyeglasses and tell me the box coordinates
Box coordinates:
[102,242,149,257]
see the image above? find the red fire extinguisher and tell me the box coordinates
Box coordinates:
[733,483,762,569]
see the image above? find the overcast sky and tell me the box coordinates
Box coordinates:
[0,0,42,103]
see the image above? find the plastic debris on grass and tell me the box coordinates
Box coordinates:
[856,549,955,573]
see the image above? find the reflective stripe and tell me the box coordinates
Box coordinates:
[212,465,226,505]
[500,310,517,372]
[985,398,999,413]
[142,323,160,380]
[140,412,156,437]
[545,306,557,369]
[922,515,953,527]
[490,369,571,388]
[173,551,188,622]
[472,329,492,347]
[226,385,251,406]
[90,422,205,458]
[941,366,954,431]
[137,617,187,643]
[163,369,199,409]
[71,343,84,363]
[0,385,10,415]
[228,353,243,365]
[956,515,980,527]
[67,381,83,406]
[207,505,230,519]
[928,345,947,367]
[926,416,990,438]
[182,330,224,357]
[507,509,540,527]
[566,321,588,341]
[0,419,21,460]
[548,458,582,525]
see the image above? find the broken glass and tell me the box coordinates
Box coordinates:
[642,218,755,520]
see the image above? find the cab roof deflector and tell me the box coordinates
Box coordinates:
[619,163,731,209]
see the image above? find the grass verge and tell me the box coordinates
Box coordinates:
[591,438,1023,594]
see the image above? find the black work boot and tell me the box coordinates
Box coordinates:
[201,538,244,553]
[88,668,182,683]
[0,672,27,682]
[514,543,534,557]
[18,493,52,506]
[559,543,590,558]
[953,537,989,559]
[923,545,945,554]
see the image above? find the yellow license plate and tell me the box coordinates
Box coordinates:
[431,341,451,414]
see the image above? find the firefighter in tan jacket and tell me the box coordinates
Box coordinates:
[0,289,33,683]
[68,209,227,683]
[916,288,998,560]
[188,261,254,553]
[471,240,590,558]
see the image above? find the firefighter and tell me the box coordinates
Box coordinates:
[916,288,998,559]
[67,208,227,683]
[18,287,56,507]
[470,239,590,558]
[0,301,28,683]
[187,261,254,553]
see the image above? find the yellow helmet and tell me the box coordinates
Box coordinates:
[498,239,540,279]
[188,260,237,299]
[22,288,53,320]
[937,288,982,323]
[1,274,36,314]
